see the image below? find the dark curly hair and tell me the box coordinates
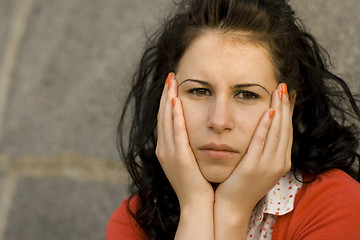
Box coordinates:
[117,0,360,239]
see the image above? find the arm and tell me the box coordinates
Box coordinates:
[214,83,293,239]
[156,73,214,240]
[175,197,214,240]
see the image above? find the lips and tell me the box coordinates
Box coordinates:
[199,143,239,159]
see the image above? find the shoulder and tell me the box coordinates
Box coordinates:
[303,167,360,190]
[299,168,360,205]
[275,169,360,240]
[106,195,147,240]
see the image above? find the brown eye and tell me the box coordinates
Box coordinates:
[188,88,211,96]
[235,91,260,100]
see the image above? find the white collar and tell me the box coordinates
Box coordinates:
[247,171,303,239]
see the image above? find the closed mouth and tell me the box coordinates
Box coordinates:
[199,143,239,159]
[199,143,238,153]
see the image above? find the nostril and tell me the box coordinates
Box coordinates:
[207,116,233,133]
[206,101,234,132]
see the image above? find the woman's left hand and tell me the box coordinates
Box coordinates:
[214,83,293,238]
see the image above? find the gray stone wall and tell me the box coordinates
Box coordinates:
[0,0,358,239]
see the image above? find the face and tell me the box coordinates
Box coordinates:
[176,32,278,183]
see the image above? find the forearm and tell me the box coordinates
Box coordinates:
[175,200,214,240]
[214,200,252,240]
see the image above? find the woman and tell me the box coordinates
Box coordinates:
[107,0,360,239]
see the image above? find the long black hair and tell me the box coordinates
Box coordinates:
[118,0,360,239]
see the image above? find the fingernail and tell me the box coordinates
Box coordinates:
[269,109,275,119]
[278,88,283,100]
[282,83,288,95]
[165,73,173,86]
[167,73,175,89]
[172,98,176,107]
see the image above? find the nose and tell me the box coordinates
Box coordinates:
[206,98,234,133]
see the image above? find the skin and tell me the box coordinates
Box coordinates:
[156,31,293,239]
[176,32,278,183]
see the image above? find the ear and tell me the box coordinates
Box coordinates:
[289,90,297,115]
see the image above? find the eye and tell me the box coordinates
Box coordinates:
[188,88,211,96]
[235,91,260,100]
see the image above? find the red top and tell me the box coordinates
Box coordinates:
[106,169,360,240]
[106,194,147,240]
[272,169,360,239]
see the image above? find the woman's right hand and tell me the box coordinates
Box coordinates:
[156,73,215,240]
[156,72,214,209]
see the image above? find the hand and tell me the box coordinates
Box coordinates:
[215,83,293,215]
[156,73,214,209]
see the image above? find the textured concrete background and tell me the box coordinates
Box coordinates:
[0,0,359,239]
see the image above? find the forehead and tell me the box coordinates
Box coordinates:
[176,31,278,89]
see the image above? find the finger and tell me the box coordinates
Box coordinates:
[243,108,275,164]
[157,73,171,133]
[158,73,174,139]
[276,83,292,160]
[172,97,194,156]
[162,73,177,146]
[167,74,178,101]
[261,85,283,158]
[158,73,173,118]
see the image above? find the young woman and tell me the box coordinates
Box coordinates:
[107,0,360,239]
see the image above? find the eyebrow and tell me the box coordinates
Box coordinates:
[178,79,270,95]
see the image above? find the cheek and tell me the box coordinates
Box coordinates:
[233,104,269,142]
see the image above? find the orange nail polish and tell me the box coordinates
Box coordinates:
[278,89,283,100]
[165,73,172,85]
[282,83,288,95]
[168,79,173,89]
[172,98,176,107]
[269,109,275,119]
[166,73,175,89]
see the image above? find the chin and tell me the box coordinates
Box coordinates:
[200,166,233,183]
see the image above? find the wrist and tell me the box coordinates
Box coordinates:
[214,200,252,225]
[214,199,252,240]
[176,198,214,240]
[180,196,214,215]
[214,190,257,216]
[179,190,214,210]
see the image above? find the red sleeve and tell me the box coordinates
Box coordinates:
[106,195,147,240]
[273,169,360,240]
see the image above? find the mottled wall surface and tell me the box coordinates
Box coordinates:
[0,0,358,239]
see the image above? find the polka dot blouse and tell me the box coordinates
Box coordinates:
[247,171,302,239]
